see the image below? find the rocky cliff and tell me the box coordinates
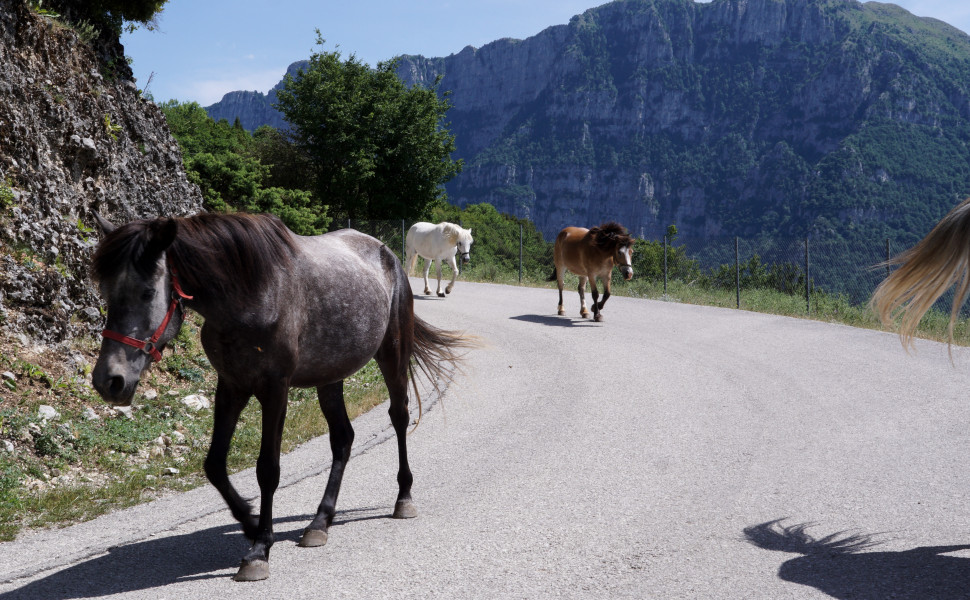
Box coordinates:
[0,0,203,349]
[204,61,308,131]
[395,0,970,242]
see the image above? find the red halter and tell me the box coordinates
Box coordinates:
[101,266,193,362]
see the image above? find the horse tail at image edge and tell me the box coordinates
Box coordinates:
[871,196,970,348]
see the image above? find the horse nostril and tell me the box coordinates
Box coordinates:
[106,375,126,398]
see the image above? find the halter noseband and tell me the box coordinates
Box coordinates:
[101,264,193,362]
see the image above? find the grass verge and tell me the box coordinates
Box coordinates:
[0,314,389,541]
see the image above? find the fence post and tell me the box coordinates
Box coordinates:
[402,219,406,261]
[804,236,810,315]
[664,236,667,299]
[519,223,523,283]
[347,218,351,230]
[735,237,740,309]
[885,238,890,279]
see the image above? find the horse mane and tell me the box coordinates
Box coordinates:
[588,222,633,251]
[93,213,298,309]
[440,221,472,245]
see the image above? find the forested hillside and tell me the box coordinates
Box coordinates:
[395,0,970,247]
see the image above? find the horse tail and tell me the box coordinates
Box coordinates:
[408,316,479,428]
[404,229,418,275]
[546,265,558,282]
[871,197,970,348]
[406,248,418,276]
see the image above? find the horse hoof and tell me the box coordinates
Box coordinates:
[557,307,565,316]
[594,313,604,322]
[581,311,590,319]
[445,287,453,294]
[437,291,446,298]
[424,288,432,295]
[392,500,418,519]
[298,528,328,547]
[234,559,270,582]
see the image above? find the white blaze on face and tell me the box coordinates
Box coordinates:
[618,245,634,279]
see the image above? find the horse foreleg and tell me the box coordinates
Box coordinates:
[590,278,604,322]
[300,381,353,548]
[435,259,445,297]
[578,276,590,318]
[422,258,433,295]
[234,384,288,582]
[205,379,257,538]
[597,277,612,312]
[445,254,459,295]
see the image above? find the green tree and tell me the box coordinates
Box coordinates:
[45,0,167,33]
[160,100,330,235]
[275,36,463,221]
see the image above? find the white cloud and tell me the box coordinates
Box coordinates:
[175,67,287,106]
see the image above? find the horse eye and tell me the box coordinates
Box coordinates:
[141,289,157,302]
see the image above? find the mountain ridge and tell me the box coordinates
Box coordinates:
[205,0,970,244]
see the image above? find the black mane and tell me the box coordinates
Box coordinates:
[92,213,298,307]
[588,222,633,251]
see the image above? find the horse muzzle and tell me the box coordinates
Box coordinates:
[91,353,145,406]
[460,253,470,264]
[620,266,634,281]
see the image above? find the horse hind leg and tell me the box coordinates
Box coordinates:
[375,325,417,519]
[556,267,566,316]
[299,380,353,548]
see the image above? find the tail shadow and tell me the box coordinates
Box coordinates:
[744,519,970,599]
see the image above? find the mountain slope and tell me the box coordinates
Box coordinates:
[207,0,970,245]
[396,0,970,243]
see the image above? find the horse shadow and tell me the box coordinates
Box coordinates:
[744,519,970,599]
[509,314,599,327]
[0,508,389,599]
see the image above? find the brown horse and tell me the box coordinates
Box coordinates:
[547,222,634,322]
[90,212,473,582]
[871,197,970,347]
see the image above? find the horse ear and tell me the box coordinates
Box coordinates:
[93,211,116,236]
[138,218,178,271]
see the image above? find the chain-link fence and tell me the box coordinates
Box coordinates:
[344,219,967,338]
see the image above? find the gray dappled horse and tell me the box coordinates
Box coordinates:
[90,212,471,581]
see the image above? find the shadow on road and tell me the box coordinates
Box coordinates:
[509,314,599,327]
[0,508,391,599]
[744,519,970,599]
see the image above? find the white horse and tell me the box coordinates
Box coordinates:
[405,222,474,297]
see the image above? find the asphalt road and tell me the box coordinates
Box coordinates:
[2,279,970,599]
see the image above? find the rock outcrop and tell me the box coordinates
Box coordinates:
[0,0,203,348]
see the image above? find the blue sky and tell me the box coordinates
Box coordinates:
[121,0,970,106]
